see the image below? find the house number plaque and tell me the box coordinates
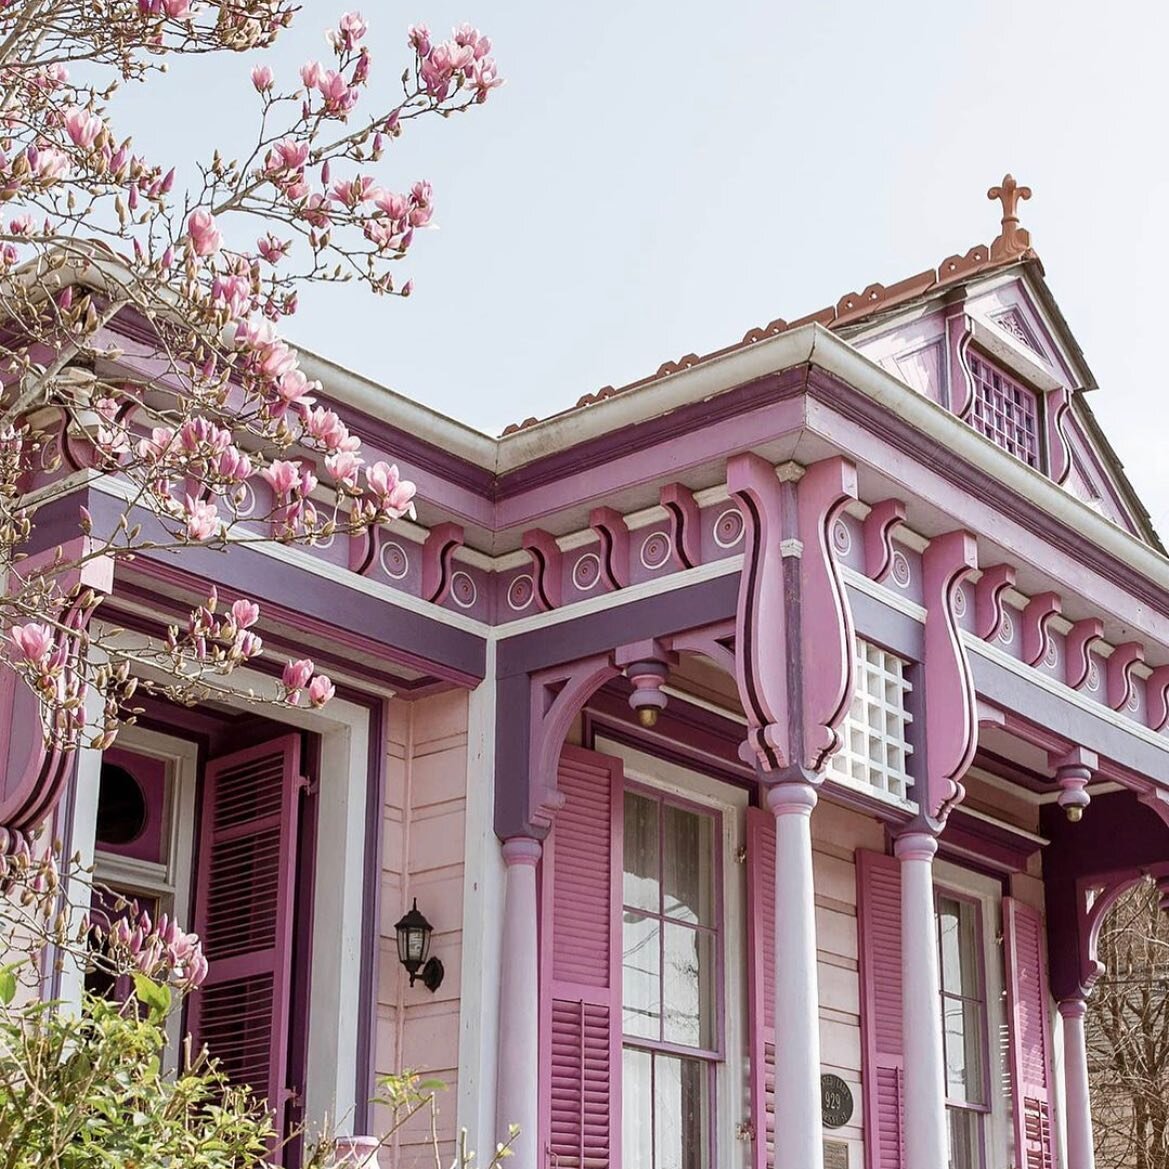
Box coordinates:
[820,1074,854,1128]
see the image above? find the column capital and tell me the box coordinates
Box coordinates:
[1058,997,1089,1021]
[765,781,818,818]
[894,830,938,863]
[501,836,542,867]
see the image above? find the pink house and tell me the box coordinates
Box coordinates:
[4,176,1167,1169]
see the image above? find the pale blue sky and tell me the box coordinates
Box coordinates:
[116,1,1169,531]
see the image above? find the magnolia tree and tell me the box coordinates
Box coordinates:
[0,0,502,757]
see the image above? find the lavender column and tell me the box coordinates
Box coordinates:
[1059,998,1096,1169]
[896,831,948,1169]
[495,836,542,1168]
[769,782,824,1169]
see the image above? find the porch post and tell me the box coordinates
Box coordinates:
[1059,998,1096,1169]
[768,781,824,1169]
[896,830,948,1169]
[495,836,542,1168]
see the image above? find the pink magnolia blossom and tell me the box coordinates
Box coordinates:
[257,233,291,264]
[264,137,310,175]
[34,148,70,182]
[262,459,301,497]
[10,623,54,665]
[186,209,222,257]
[317,70,357,115]
[325,449,364,488]
[282,658,314,692]
[230,599,260,629]
[235,630,263,658]
[304,407,357,453]
[162,0,192,17]
[308,674,336,707]
[365,461,417,519]
[216,445,253,483]
[300,60,324,89]
[274,368,317,413]
[251,64,274,92]
[330,174,377,207]
[64,107,103,149]
[330,11,367,50]
[137,426,176,462]
[408,23,431,56]
[184,496,220,541]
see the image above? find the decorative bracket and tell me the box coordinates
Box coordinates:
[1065,618,1104,691]
[660,483,702,570]
[973,564,1015,641]
[1021,591,1061,667]
[1106,641,1144,711]
[589,507,630,591]
[420,522,464,604]
[1146,665,1169,733]
[1046,388,1073,486]
[522,529,563,611]
[615,639,676,728]
[921,530,979,824]
[862,499,905,583]
[1049,746,1097,822]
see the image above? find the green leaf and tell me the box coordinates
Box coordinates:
[0,965,17,1005]
[132,973,172,1020]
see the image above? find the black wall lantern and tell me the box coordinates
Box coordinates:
[394,899,444,992]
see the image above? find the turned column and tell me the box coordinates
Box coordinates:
[896,831,948,1169]
[1059,998,1096,1169]
[769,781,824,1169]
[495,836,542,1167]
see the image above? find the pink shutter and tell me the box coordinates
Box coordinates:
[857,849,905,1169]
[746,807,777,1169]
[540,745,622,1169]
[1004,897,1057,1169]
[188,734,303,1142]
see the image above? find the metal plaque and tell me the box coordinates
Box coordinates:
[823,1139,850,1169]
[820,1073,854,1128]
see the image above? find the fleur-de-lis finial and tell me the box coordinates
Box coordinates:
[987,174,1034,262]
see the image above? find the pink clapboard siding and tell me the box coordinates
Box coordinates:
[1004,898,1057,1169]
[188,734,303,1142]
[745,806,777,1169]
[856,849,904,1169]
[539,745,623,1169]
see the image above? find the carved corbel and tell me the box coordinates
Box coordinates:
[1021,591,1061,666]
[660,483,702,570]
[1106,641,1144,711]
[862,499,905,583]
[1049,746,1097,822]
[527,654,619,833]
[420,522,464,604]
[522,529,563,611]
[1065,618,1104,691]
[1145,665,1169,732]
[589,507,630,591]
[921,530,979,823]
[973,564,1015,641]
[945,300,976,418]
[1046,388,1073,486]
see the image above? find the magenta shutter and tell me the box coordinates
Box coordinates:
[746,807,777,1169]
[188,733,303,1141]
[857,849,905,1169]
[1004,897,1057,1169]
[539,745,622,1169]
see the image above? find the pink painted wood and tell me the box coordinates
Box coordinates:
[1004,898,1058,1169]
[539,746,623,1169]
[187,733,303,1146]
[857,849,905,1169]
[745,807,777,1169]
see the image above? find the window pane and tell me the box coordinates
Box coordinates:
[623,1047,653,1169]
[946,1106,981,1169]
[623,911,661,1039]
[625,792,660,913]
[653,1054,710,1169]
[937,896,980,998]
[662,924,715,1049]
[943,996,986,1105]
[663,804,714,925]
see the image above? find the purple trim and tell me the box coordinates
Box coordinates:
[939,807,1038,876]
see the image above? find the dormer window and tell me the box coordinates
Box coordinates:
[968,355,1041,470]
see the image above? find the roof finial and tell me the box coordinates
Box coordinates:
[987,173,1033,262]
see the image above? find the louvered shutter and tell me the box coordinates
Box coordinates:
[539,745,622,1169]
[857,849,905,1169]
[746,806,777,1169]
[188,734,303,1141]
[1004,898,1057,1169]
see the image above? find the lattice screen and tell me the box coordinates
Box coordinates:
[969,355,1041,469]
[829,637,914,803]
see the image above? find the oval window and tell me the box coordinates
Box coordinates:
[95,763,148,846]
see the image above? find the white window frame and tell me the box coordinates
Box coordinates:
[596,735,753,1169]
